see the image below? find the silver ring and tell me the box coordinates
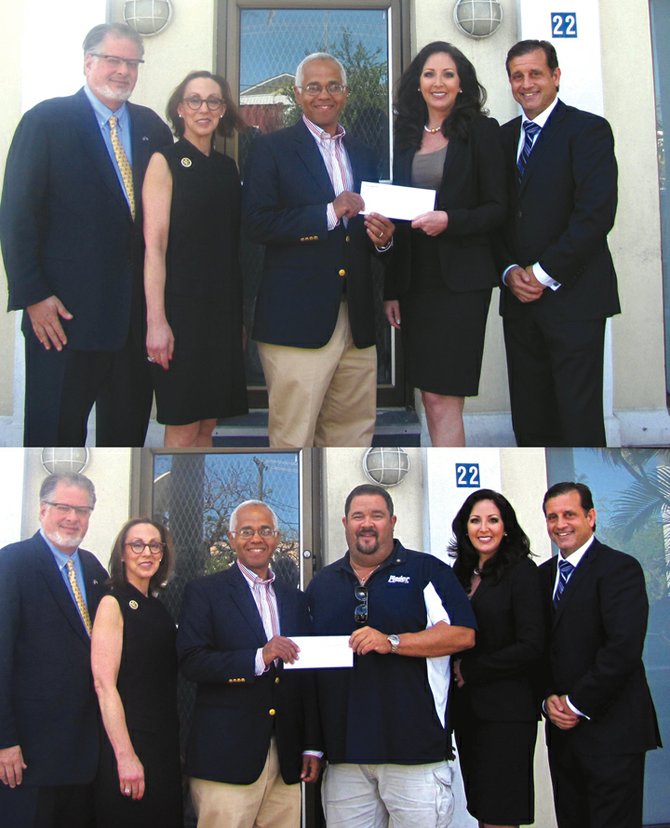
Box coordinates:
[147,356,156,363]
[124,788,130,794]
[378,232,383,239]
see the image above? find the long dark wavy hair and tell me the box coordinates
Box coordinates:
[449,489,532,589]
[107,517,175,594]
[166,70,246,139]
[394,41,487,151]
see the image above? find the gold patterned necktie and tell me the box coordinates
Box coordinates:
[108,115,135,219]
[66,559,92,635]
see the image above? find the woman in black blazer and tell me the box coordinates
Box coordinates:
[384,42,506,445]
[449,489,544,828]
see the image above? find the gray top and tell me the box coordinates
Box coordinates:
[411,145,448,189]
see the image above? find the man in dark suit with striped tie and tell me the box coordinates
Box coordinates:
[0,23,172,447]
[497,40,620,446]
[539,481,661,828]
[0,472,108,828]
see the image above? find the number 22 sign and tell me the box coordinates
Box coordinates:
[551,12,577,37]
[455,464,480,488]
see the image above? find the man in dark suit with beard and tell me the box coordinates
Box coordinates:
[539,481,661,828]
[497,40,620,447]
[0,23,172,447]
[0,473,108,828]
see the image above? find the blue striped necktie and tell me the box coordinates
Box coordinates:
[517,120,541,179]
[553,557,574,607]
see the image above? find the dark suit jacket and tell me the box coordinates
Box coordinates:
[455,557,544,723]
[386,115,507,297]
[242,119,381,349]
[0,87,172,351]
[177,564,321,784]
[497,100,620,321]
[538,538,661,756]
[0,532,107,785]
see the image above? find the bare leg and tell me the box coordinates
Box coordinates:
[421,391,465,447]
[479,822,518,828]
[195,419,217,447]
[164,419,215,448]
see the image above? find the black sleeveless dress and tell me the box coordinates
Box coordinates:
[151,138,248,425]
[95,583,183,827]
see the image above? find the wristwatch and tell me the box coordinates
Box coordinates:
[387,634,400,654]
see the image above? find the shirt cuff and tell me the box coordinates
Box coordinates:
[565,695,590,720]
[303,750,324,758]
[327,203,338,231]
[533,261,561,291]
[254,648,267,676]
[375,238,393,253]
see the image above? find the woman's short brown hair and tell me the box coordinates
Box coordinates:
[107,517,175,593]
[166,70,246,138]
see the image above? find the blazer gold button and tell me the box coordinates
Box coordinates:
[274,676,280,684]
[338,269,346,277]
[345,235,350,243]
[269,708,276,716]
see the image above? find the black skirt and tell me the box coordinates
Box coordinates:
[455,715,537,825]
[152,293,247,426]
[399,232,492,396]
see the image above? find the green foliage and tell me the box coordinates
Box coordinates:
[590,449,670,604]
[335,30,388,132]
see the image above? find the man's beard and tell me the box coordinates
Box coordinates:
[95,82,133,103]
[47,529,84,550]
[355,531,379,556]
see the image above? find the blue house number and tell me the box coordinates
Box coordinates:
[456,463,480,488]
[552,12,577,37]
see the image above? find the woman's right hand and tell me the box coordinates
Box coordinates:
[384,300,401,330]
[146,319,175,371]
[117,751,145,800]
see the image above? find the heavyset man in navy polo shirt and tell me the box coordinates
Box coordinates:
[306,484,476,827]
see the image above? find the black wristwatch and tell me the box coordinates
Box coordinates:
[387,634,400,654]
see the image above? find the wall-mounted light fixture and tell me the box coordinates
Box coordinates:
[363,447,411,488]
[453,0,503,39]
[124,0,173,37]
[41,447,89,475]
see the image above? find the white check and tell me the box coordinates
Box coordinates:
[360,181,436,221]
[283,635,353,670]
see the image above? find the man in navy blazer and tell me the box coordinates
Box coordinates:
[243,52,394,448]
[539,482,661,828]
[0,472,108,828]
[177,500,321,827]
[497,40,620,447]
[0,23,172,447]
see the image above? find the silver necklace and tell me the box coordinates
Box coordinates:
[353,562,380,584]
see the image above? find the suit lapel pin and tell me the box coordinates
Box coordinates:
[129,599,139,610]
[181,157,192,168]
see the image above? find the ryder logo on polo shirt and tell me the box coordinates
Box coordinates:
[388,575,410,584]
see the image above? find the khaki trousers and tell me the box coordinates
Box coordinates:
[257,300,377,448]
[189,739,300,828]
